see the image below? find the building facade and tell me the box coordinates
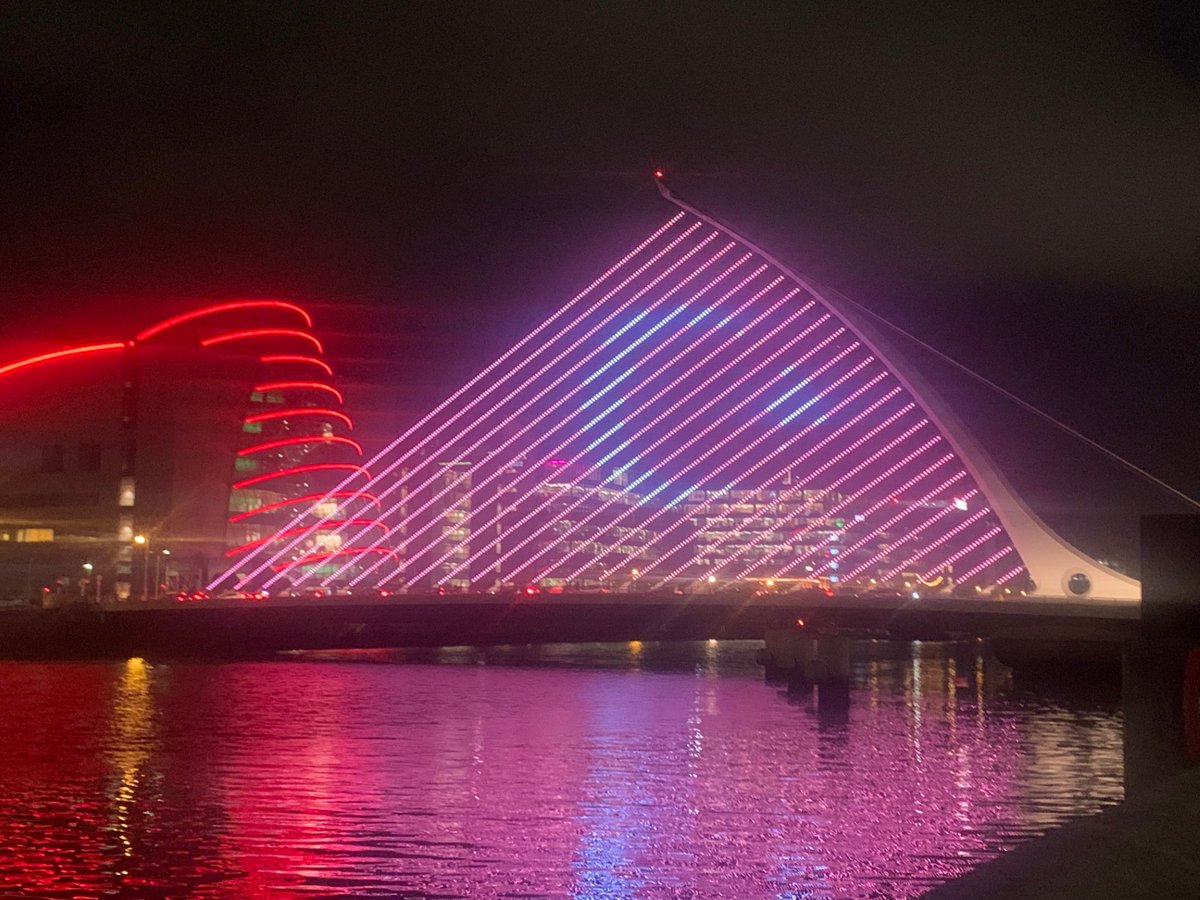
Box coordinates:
[0,301,373,602]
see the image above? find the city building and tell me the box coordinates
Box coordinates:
[0,301,376,602]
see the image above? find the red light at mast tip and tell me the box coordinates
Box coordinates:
[653,169,665,179]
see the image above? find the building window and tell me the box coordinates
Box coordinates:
[118,477,136,507]
[16,528,54,543]
[243,421,263,434]
[41,444,65,473]
[78,442,102,472]
[235,458,261,474]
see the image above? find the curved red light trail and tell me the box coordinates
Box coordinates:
[269,546,400,572]
[0,342,126,379]
[252,381,344,404]
[227,491,381,522]
[201,329,324,353]
[232,463,369,490]
[244,408,354,430]
[259,355,334,376]
[136,301,313,341]
[237,435,363,457]
[224,520,389,557]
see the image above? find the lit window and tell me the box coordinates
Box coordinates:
[118,477,136,507]
[235,458,261,474]
[243,421,263,434]
[16,528,54,543]
[250,391,265,403]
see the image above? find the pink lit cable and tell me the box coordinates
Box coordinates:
[810,473,969,572]
[225,520,389,557]
[528,347,874,584]
[652,408,921,585]
[629,383,904,584]
[399,285,810,586]
[416,297,830,587]
[768,458,964,580]
[358,279,830,589]
[233,218,704,587]
[695,430,943,582]
[762,454,957,578]
[878,507,993,581]
[269,546,402,573]
[242,225,720,589]
[919,526,1004,580]
[839,489,979,580]
[217,214,693,588]
[955,546,1018,583]
[338,249,754,580]
[567,363,895,585]
[611,372,912,580]
[996,565,1026,585]
[410,288,810,587]
[693,420,936,582]
[317,246,753,589]
[706,436,946,582]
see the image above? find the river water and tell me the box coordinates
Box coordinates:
[0,641,1123,898]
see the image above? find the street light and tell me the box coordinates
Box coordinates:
[154,548,170,599]
[133,534,148,601]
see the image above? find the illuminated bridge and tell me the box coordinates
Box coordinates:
[214,180,1141,605]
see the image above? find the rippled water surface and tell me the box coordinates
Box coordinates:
[0,641,1124,898]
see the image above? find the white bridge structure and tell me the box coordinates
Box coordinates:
[216,181,1141,602]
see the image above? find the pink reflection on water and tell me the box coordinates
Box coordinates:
[0,643,1123,898]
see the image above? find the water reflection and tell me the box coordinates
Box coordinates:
[109,657,155,861]
[0,642,1122,898]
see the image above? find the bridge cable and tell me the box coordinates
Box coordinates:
[656,176,1200,513]
[827,287,1200,513]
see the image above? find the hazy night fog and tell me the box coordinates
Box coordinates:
[2,0,1198,562]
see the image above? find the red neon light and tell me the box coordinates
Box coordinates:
[201,329,323,353]
[232,463,369,490]
[252,381,344,404]
[260,355,334,376]
[136,301,313,341]
[225,520,389,557]
[0,342,125,379]
[238,435,363,457]
[227,491,381,522]
[244,407,353,429]
[270,546,400,572]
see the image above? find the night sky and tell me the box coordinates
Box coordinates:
[2,1,1197,563]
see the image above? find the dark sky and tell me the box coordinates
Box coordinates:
[2,0,1198,561]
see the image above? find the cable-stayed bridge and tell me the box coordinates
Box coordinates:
[214,181,1142,605]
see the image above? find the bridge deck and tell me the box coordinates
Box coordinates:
[0,592,1139,659]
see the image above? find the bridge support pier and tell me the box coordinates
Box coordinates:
[762,628,852,697]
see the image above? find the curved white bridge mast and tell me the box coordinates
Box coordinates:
[656,178,1140,602]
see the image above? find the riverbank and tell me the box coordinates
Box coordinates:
[924,767,1200,899]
